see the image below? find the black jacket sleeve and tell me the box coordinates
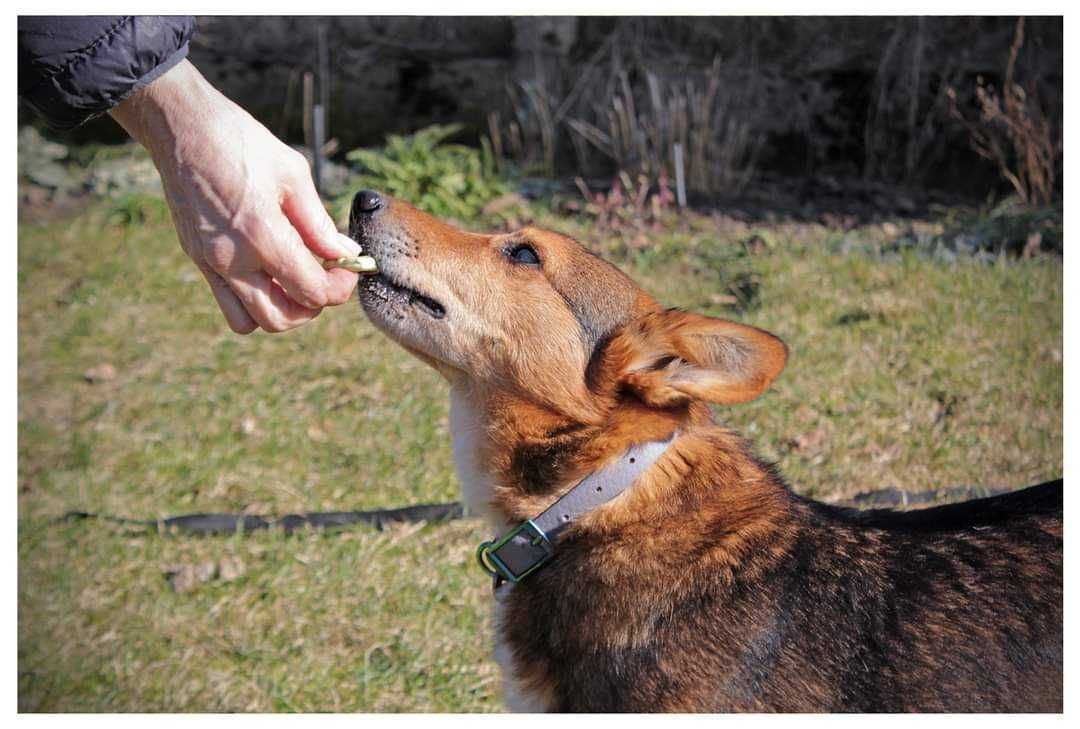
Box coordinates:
[18,16,196,131]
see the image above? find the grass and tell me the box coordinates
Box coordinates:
[18,195,1062,712]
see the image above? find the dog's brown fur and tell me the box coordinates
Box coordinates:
[350,192,1062,712]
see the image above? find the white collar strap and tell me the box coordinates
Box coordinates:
[476,434,676,584]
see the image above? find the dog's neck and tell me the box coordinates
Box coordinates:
[447,381,783,542]
[449,383,673,525]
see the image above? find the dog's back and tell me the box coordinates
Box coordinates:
[778,480,1062,712]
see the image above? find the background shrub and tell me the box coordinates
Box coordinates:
[341,124,509,221]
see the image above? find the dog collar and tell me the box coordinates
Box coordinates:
[475,435,675,585]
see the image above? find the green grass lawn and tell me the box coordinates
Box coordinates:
[18,197,1062,711]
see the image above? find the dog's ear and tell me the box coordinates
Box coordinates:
[608,309,787,407]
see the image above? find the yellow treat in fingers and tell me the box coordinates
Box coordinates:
[323,256,378,274]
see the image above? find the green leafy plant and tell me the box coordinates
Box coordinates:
[104,192,171,227]
[343,124,509,221]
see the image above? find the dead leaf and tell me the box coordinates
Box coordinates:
[164,561,217,593]
[218,556,246,582]
[708,293,739,307]
[164,556,246,592]
[83,363,117,383]
[789,428,828,456]
[928,391,960,428]
[242,502,270,516]
[1022,231,1043,258]
[881,222,902,239]
[864,442,901,464]
[480,193,526,216]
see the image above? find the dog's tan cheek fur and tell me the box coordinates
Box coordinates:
[439,266,599,420]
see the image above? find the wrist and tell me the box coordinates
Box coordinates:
[109,59,221,159]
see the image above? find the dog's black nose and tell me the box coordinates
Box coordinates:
[352,189,383,216]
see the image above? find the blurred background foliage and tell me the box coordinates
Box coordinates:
[20,16,1062,204]
[19,16,1063,256]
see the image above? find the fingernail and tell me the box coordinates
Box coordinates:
[335,233,362,257]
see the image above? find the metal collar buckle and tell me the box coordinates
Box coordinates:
[475,519,554,584]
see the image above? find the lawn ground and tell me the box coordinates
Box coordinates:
[18,196,1062,711]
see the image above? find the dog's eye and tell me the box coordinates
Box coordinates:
[508,244,541,267]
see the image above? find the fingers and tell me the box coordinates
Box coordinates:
[256,160,362,309]
[202,267,258,334]
[197,218,356,333]
[228,269,322,333]
[281,164,362,261]
[258,220,354,309]
[200,258,323,335]
[322,266,363,306]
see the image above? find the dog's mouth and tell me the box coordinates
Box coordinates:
[359,272,446,320]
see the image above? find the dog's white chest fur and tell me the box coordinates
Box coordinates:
[448,385,499,524]
[448,384,553,712]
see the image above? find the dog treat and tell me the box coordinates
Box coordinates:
[323,255,378,274]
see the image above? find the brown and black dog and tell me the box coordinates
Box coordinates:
[348,189,1062,713]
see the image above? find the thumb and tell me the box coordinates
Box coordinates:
[283,169,362,260]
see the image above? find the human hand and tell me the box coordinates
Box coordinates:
[110,59,360,333]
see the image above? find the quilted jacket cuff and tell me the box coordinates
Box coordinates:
[20,16,196,131]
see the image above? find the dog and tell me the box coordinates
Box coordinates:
[347,189,1063,712]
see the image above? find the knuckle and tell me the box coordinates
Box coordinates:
[236,211,271,241]
[300,283,329,309]
[281,269,329,309]
[325,281,356,306]
[262,307,303,333]
[287,150,312,179]
[204,244,233,273]
[324,291,348,307]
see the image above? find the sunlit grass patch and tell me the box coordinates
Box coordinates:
[18,201,1061,711]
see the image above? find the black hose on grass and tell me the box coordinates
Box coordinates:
[55,502,465,535]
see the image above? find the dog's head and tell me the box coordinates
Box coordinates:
[350,190,786,521]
